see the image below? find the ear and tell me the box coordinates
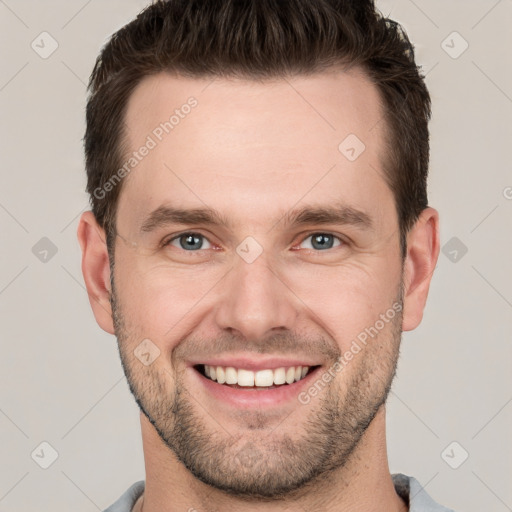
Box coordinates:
[77,211,115,334]
[402,207,440,331]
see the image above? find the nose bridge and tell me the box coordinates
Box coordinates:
[214,248,298,340]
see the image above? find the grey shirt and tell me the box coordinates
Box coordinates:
[103,474,455,511]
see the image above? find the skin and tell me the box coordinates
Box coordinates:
[78,67,439,512]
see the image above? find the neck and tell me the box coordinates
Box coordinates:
[136,406,407,512]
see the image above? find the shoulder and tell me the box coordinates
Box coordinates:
[392,473,457,512]
[102,480,145,512]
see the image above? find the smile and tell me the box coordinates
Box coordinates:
[195,364,320,390]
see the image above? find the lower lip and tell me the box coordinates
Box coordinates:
[190,366,321,409]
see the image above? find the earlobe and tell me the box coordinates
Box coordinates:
[401,207,440,332]
[77,211,115,334]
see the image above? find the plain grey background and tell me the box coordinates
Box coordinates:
[1,1,511,511]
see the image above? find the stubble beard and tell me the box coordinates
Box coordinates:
[109,275,403,500]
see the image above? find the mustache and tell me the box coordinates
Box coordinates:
[172,331,341,365]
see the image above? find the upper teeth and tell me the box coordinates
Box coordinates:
[203,365,310,386]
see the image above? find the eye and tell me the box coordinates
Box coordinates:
[165,232,213,251]
[297,233,343,251]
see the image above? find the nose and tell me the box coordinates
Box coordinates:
[213,250,299,341]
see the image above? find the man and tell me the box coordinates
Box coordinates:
[77,0,453,510]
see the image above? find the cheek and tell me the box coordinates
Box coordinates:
[285,258,402,348]
[115,257,226,339]
[114,243,402,351]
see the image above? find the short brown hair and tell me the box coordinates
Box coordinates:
[84,0,431,258]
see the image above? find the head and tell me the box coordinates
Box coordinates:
[78,0,439,501]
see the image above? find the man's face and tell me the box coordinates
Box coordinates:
[111,69,404,498]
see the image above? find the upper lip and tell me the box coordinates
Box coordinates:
[188,355,322,371]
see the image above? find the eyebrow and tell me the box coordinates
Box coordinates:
[139,203,373,233]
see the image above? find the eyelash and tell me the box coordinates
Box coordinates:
[162,231,347,254]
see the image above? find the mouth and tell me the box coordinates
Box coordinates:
[193,363,321,390]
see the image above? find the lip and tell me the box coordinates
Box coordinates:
[189,364,322,409]
[187,356,323,371]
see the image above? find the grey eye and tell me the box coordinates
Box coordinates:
[168,233,212,251]
[300,233,342,251]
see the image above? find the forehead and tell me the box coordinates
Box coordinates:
[117,68,393,234]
